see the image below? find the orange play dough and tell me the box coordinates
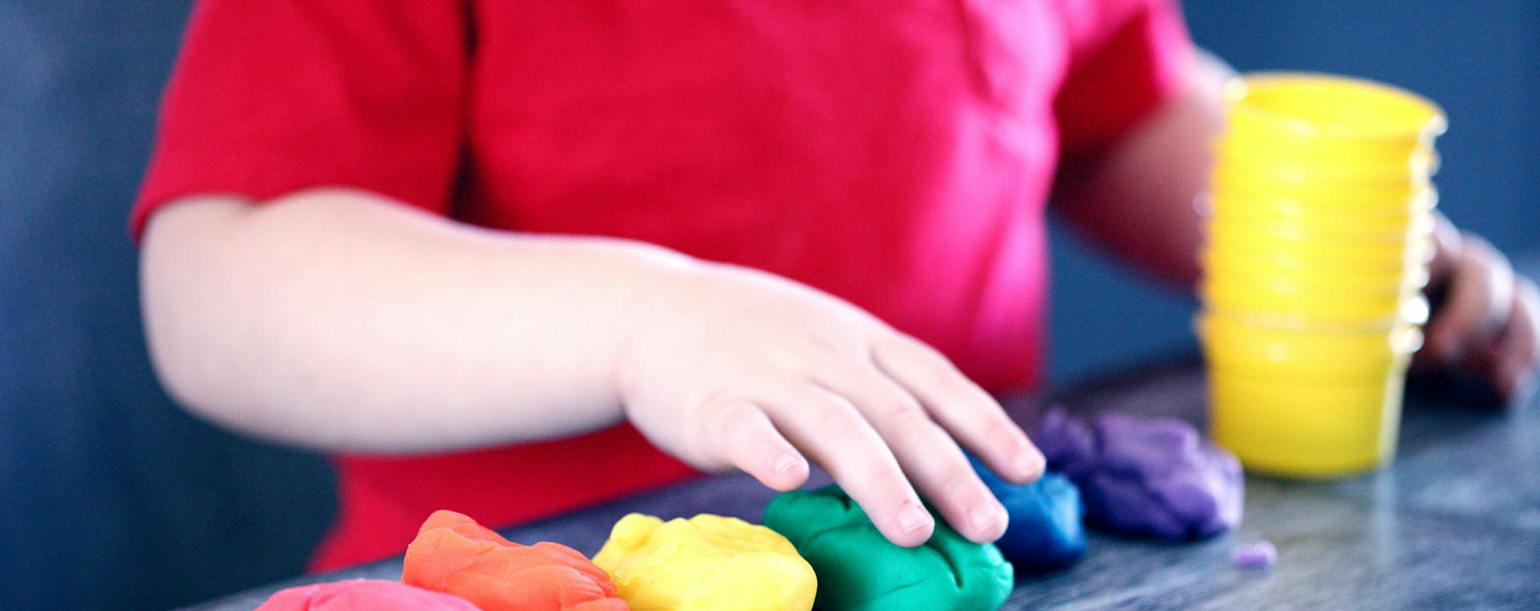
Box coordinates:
[402,510,630,611]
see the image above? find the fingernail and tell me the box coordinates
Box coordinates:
[896,502,932,536]
[773,454,798,475]
[970,503,1004,533]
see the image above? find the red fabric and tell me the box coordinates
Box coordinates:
[135,0,1191,570]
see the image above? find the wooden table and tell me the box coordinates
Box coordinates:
[182,360,1540,610]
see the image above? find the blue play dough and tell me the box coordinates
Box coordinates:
[969,455,1087,572]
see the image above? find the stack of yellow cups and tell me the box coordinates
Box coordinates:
[1199,73,1447,478]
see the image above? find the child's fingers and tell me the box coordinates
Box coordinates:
[816,366,1007,543]
[766,386,934,547]
[872,334,1044,484]
[1425,236,1513,365]
[1491,282,1539,400]
[706,400,810,491]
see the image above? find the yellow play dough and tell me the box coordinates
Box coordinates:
[592,513,817,611]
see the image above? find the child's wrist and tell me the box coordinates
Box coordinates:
[601,244,707,405]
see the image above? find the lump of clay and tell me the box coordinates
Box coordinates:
[254,580,480,611]
[1032,407,1244,540]
[592,513,816,611]
[968,455,1086,572]
[402,510,629,611]
[763,486,1012,611]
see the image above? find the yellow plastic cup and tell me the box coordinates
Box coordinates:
[1207,221,1435,271]
[1207,206,1435,243]
[1210,170,1434,214]
[1207,362,1408,478]
[1207,170,1435,218]
[1202,293,1431,332]
[1201,280,1425,326]
[1198,72,1443,478]
[1201,253,1434,294]
[1202,250,1428,297]
[1214,147,1437,186]
[1209,184,1435,223]
[1198,313,1419,477]
[1221,73,1446,170]
[1196,313,1422,380]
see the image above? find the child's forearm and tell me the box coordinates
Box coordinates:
[143,187,1047,547]
[1051,49,1233,288]
[141,188,690,453]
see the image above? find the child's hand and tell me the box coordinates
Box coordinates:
[613,260,1045,547]
[1420,220,1540,404]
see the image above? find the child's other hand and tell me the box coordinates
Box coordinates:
[1420,219,1540,405]
[613,260,1045,547]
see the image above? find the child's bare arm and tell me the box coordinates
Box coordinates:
[1050,49,1231,287]
[141,189,1043,546]
[142,189,684,452]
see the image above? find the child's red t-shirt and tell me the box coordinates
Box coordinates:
[134,0,1191,570]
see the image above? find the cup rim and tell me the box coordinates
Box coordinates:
[1203,281,1410,306]
[1204,272,1423,298]
[1208,208,1434,240]
[1196,305,1429,335]
[1206,363,1409,386]
[1227,72,1448,143]
[1208,211,1433,241]
[1203,254,1429,288]
[1207,219,1431,245]
[1209,183,1437,216]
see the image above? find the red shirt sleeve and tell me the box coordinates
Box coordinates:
[131,0,468,240]
[1054,0,1193,160]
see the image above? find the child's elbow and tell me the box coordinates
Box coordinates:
[137,197,255,425]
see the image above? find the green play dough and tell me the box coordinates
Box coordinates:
[763,486,1013,611]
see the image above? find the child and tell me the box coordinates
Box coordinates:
[134,0,1538,570]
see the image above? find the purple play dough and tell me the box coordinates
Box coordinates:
[1031,407,1244,540]
[1231,541,1277,569]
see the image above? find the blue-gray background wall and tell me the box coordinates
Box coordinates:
[0,4,334,611]
[1,2,1535,610]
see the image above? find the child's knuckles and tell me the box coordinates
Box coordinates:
[697,399,758,448]
[983,413,1030,449]
[908,354,971,397]
[742,426,794,469]
[937,464,987,500]
[812,401,868,438]
[856,465,919,507]
[878,407,944,444]
[862,377,926,419]
[754,340,833,376]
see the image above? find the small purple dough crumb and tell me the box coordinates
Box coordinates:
[1032,407,1244,541]
[1231,541,1277,569]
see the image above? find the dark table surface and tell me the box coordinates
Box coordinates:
[181,360,1540,611]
